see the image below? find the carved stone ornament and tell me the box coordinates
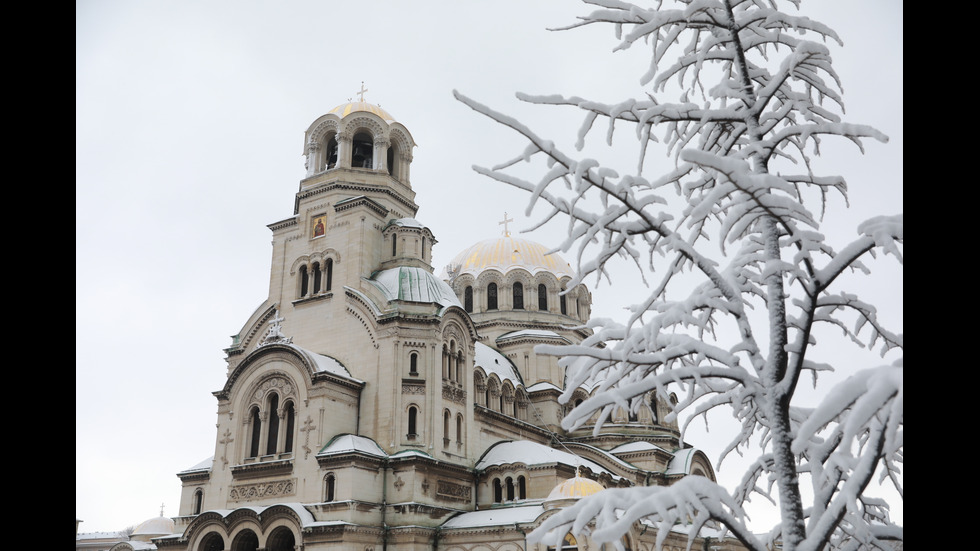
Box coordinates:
[258,311,293,347]
[229,478,296,501]
[252,376,296,401]
[442,383,466,404]
[402,382,426,395]
[436,480,471,502]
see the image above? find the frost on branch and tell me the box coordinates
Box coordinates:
[456,0,901,550]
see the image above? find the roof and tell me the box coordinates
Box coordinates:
[441,504,544,529]
[546,475,605,500]
[318,434,387,458]
[132,515,175,537]
[444,236,575,279]
[476,440,623,482]
[474,342,522,386]
[327,100,395,122]
[368,266,461,307]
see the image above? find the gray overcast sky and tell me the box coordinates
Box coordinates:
[76,0,902,534]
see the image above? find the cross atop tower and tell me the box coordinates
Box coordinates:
[499,212,514,237]
[160,503,165,516]
[357,81,368,102]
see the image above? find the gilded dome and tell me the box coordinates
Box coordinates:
[445,236,575,279]
[546,475,605,501]
[328,100,395,122]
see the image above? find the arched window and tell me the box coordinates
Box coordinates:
[487,283,498,310]
[493,478,503,503]
[198,532,224,551]
[456,413,463,444]
[299,265,309,297]
[387,146,395,176]
[326,137,338,169]
[231,530,259,551]
[560,290,567,315]
[443,409,451,446]
[312,262,321,294]
[442,344,450,379]
[325,474,336,501]
[392,235,397,257]
[193,489,204,515]
[283,401,295,453]
[518,476,526,500]
[464,286,473,312]
[352,132,373,168]
[506,477,515,501]
[455,350,463,383]
[538,284,548,311]
[409,352,419,376]
[650,395,659,423]
[325,258,333,291]
[408,406,418,438]
[265,394,280,456]
[248,406,262,458]
[513,282,524,309]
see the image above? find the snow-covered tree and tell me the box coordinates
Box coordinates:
[454,1,902,550]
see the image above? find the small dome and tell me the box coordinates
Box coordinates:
[546,475,605,501]
[445,236,575,280]
[328,100,395,122]
[132,515,175,537]
[369,266,461,308]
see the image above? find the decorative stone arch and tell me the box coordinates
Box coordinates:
[514,387,530,421]
[532,273,560,312]
[305,117,341,176]
[500,381,516,416]
[387,124,415,182]
[473,368,487,407]
[504,269,532,310]
[477,270,505,311]
[485,376,502,412]
[257,505,305,549]
[343,115,386,170]
[406,402,422,440]
[228,526,260,551]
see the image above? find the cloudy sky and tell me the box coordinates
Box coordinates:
[76,0,902,534]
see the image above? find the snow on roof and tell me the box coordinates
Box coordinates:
[294,346,361,380]
[389,449,434,460]
[476,441,623,481]
[497,329,566,341]
[369,267,462,307]
[666,447,697,475]
[525,381,561,393]
[386,217,425,229]
[610,441,670,455]
[318,434,387,458]
[475,342,522,385]
[441,504,545,529]
[178,456,213,475]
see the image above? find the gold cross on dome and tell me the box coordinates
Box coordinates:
[499,212,514,237]
[357,81,368,102]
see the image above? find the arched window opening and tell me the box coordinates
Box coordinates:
[560,292,567,315]
[443,409,451,446]
[506,477,515,501]
[248,406,261,458]
[266,526,296,551]
[325,258,333,291]
[448,341,457,382]
[392,234,397,257]
[513,396,519,417]
[198,532,224,551]
[265,394,280,456]
[442,344,450,379]
[193,489,204,515]
[299,265,309,297]
[387,146,395,176]
[351,132,373,168]
[456,413,463,444]
[493,478,503,503]
[485,387,491,408]
[325,474,336,501]
[408,406,418,439]
[312,262,321,294]
[409,352,419,376]
[283,401,295,453]
[487,282,498,310]
[499,392,505,412]
[518,476,526,500]
[231,529,259,551]
[326,137,338,169]
[422,236,426,259]
[650,395,659,423]
[464,286,473,313]
[538,284,548,311]
[513,282,524,309]
[455,350,463,383]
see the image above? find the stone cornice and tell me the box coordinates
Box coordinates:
[230,458,293,479]
[474,406,553,441]
[333,194,390,217]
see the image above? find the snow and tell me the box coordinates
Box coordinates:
[474,342,523,385]
[317,433,387,457]
[476,440,624,482]
[369,266,462,307]
[441,503,545,529]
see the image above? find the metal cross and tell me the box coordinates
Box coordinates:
[357,82,368,102]
[499,212,514,237]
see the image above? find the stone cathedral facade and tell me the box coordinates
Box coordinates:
[144,98,737,551]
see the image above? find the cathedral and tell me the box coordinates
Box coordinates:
[130,97,736,551]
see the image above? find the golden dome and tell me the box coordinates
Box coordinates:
[546,475,605,501]
[446,236,575,279]
[328,100,395,122]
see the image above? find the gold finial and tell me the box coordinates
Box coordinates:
[499,212,514,237]
[357,81,369,102]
